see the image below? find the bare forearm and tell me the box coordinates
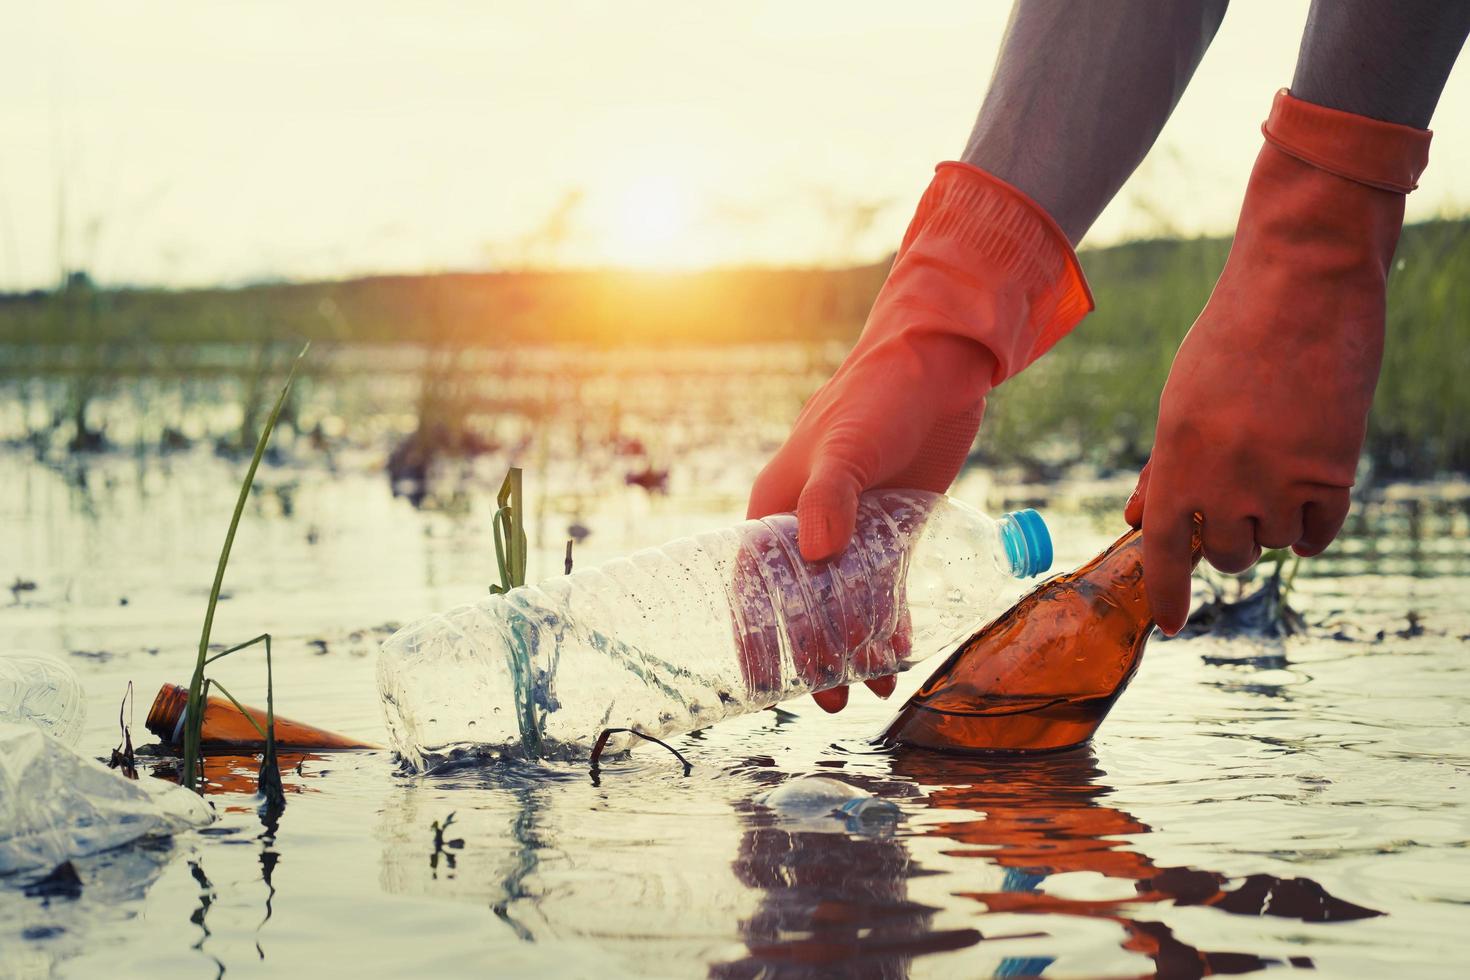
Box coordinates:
[962,0,1228,245]
[1293,0,1470,129]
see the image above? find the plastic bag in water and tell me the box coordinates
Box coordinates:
[0,722,214,875]
[755,776,901,833]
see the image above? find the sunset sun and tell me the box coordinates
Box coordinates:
[600,176,695,267]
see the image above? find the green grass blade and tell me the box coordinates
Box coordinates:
[509,469,526,586]
[208,680,271,742]
[491,505,511,594]
[490,468,527,593]
[183,343,308,791]
[204,632,272,666]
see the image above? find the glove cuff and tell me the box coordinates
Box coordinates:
[903,162,1094,380]
[1262,89,1431,194]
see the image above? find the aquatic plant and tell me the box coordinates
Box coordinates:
[489,467,528,594]
[181,343,307,802]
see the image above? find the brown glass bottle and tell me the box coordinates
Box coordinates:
[881,528,1178,754]
[146,683,377,750]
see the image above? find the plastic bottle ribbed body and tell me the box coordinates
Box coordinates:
[0,652,86,746]
[377,490,1048,769]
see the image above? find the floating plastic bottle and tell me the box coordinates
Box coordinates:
[145,683,377,750]
[378,490,1052,768]
[0,651,86,747]
[882,527,1180,754]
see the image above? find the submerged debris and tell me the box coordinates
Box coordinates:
[624,466,669,494]
[1168,552,1305,640]
[24,861,84,901]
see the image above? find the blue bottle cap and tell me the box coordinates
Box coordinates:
[999,509,1053,577]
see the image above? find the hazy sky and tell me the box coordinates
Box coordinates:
[4,1,1468,288]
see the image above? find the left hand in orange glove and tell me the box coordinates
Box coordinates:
[1126,90,1432,634]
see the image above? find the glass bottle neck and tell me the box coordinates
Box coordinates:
[1080,529,1152,623]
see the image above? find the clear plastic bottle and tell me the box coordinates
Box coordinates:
[0,651,86,747]
[377,489,1052,769]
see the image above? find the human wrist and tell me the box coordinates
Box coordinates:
[898,162,1093,383]
[960,139,1091,247]
[1262,89,1431,194]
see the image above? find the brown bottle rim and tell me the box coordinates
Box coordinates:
[145,683,191,744]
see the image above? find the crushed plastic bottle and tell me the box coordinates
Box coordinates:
[0,722,213,874]
[756,775,902,832]
[0,651,86,746]
[379,489,1052,768]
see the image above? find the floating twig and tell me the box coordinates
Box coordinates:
[589,727,692,785]
[107,681,138,779]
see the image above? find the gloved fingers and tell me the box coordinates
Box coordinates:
[795,456,868,562]
[863,675,897,699]
[850,608,906,697]
[812,685,849,714]
[1142,492,1198,636]
[1294,490,1351,557]
[1256,506,1306,551]
[1124,461,1151,529]
[1201,514,1261,574]
[747,455,807,521]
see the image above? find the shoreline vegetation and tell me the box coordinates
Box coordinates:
[1,218,1466,478]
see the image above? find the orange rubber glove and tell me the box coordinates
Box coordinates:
[748,162,1092,711]
[1125,90,1432,634]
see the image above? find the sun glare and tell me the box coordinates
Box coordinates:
[600,176,695,268]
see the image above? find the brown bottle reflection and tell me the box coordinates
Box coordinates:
[718,751,1378,979]
[147,751,323,806]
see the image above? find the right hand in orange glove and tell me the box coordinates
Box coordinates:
[1125,90,1432,634]
[748,162,1092,711]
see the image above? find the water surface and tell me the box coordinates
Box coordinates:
[2,350,1468,977]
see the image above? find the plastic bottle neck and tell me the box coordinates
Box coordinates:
[997,509,1053,578]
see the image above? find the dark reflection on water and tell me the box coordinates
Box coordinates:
[720,750,1380,979]
[717,824,980,979]
[716,761,978,980]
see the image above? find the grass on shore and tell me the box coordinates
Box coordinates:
[2,218,1467,478]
